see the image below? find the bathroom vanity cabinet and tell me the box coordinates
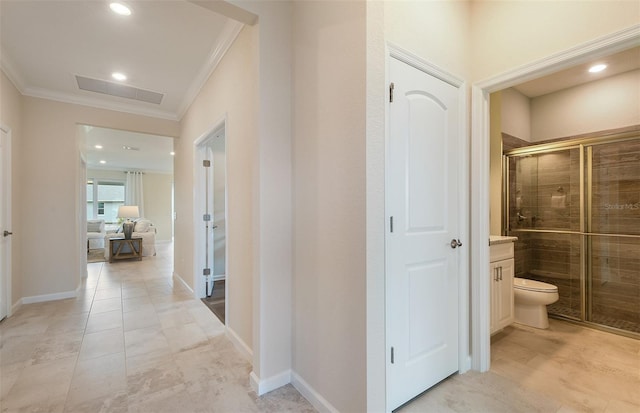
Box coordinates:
[489,237,516,334]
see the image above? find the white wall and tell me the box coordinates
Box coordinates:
[175,25,257,352]
[531,69,640,141]
[501,88,531,141]
[292,1,367,411]
[18,96,178,300]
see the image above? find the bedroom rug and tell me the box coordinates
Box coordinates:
[87,248,106,263]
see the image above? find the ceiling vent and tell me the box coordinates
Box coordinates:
[76,75,163,104]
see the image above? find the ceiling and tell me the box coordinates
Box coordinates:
[0,0,242,121]
[1,1,638,151]
[512,46,640,98]
[81,125,174,173]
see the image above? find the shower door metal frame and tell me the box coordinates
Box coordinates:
[502,131,640,338]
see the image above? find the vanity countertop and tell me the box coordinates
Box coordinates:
[489,235,518,245]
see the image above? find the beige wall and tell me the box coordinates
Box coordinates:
[470,0,640,82]
[490,91,503,236]
[292,2,367,412]
[501,88,531,141]
[531,69,640,141]
[18,96,178,299]
[1,70,23,308]
[142,172,173,241]
[384,0,470,79]
[175,25,257,350]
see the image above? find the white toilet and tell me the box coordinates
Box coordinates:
[513,277,559,329]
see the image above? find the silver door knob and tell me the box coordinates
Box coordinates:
[3,230,13,237]
[450,239,462,249]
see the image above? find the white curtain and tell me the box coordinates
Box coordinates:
[125,171,144,217]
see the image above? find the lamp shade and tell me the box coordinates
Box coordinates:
[117,205,139,219]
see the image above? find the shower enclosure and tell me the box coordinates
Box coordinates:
[504,131,639,336]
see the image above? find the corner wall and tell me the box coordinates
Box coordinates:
[292,1,367,411]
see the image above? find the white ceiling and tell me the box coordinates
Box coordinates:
[81,125,174,173]
[513,46,640,98]
[0,0,242,120]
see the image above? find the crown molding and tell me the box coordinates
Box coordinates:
[177,19,244,120]
[21,86,180,121]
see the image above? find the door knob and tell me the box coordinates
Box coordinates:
[450,239,462,249]
[3,230,13,237]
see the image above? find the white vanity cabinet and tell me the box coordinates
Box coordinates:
[489,238,516,334]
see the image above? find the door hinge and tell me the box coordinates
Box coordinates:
[390,216,394,233]
[203,268,211,276]
[203,214,211,222]
[389,82,395,103]
[203,160,211,167]
[391,346,395,364]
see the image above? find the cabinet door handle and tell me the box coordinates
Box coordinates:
[499,266,503,281]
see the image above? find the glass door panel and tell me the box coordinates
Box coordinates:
[588,235,640,333]
[507,148,581,232]
[590,140,640,235]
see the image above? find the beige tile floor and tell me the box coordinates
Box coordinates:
[399,319,640,413]
[2,242,639,413]
[0,242,315,413]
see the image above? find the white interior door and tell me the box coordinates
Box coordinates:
[0,127,11,320]
[386,57,461,410]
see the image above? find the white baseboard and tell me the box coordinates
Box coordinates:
[225,325,253,362]
[21,289,77,305]
[250,370,291,396]
[291,371,339,413]
[173,272,194,295]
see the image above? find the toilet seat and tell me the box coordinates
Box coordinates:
[514,277,558,293]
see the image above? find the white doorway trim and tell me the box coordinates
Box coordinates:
[0,124,12,319]
[470,24,640,372]
[193,115,228,301]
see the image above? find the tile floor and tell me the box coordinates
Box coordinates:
[2,242,639,412]
[0,242,314,413]
[398,319,640,413]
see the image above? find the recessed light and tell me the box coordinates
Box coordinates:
[110,2,131,16]
[94,144,103,149]
[99,160,106,164]
[112,72,127,81]
[170,151,175,156]
[588,64,607,73]
[122,145,139,151]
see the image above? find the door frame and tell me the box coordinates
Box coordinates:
[469,25,640,371]
[385,43,470,411]
[193,115,229,302]
[0,124,12,318]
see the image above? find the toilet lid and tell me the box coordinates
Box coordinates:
[514,277,558,293]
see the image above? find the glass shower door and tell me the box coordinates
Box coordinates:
[587,140,640,333]
[507,148,582,320]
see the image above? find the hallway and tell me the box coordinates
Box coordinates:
[0,242,314,412]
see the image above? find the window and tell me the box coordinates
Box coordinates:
[87,180,125,223]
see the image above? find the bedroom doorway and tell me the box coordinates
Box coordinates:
[195,122,227,324]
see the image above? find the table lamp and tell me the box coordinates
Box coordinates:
[117,205,139,239]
